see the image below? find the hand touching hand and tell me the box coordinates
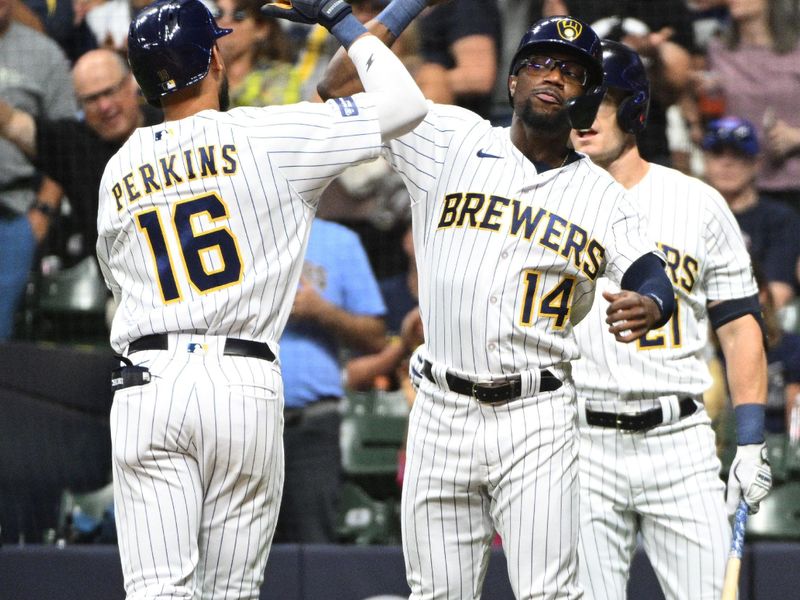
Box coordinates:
[604,289,663,343]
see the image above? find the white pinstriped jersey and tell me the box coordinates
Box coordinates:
[97,97,382,354]
[382,103,659,379]
[573,163,757,406]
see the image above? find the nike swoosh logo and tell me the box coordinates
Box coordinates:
[477,149,503,159]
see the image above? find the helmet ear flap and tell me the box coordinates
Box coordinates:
[566,85,605,131]
[616,90,649,134]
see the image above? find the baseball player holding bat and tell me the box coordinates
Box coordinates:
[569,41,773,600]
[313,4,677,598]
[96,0,427,596]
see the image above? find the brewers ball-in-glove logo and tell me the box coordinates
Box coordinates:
[557,18,582,41]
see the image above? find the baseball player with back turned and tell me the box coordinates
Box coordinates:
[313,5,676,599]
[569,41,773,600]
[96,0,427,597]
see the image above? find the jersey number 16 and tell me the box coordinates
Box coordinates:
[135,192,244,303]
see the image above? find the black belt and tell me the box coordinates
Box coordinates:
[128,333,275,362]
[422,359,561,403]
[585,397,698,432]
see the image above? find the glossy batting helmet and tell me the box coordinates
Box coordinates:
[601,39,650,134]
[127,0,232,104]
[509,16,604,87]
[509,16,605,130]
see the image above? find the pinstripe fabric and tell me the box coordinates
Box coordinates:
[98,98,383,354]
[573,164,752,600]
[385,104,661,599]
[382,104,657,378]
[98,96,385,599]
[402,376,580,600]
[111,335,284,599]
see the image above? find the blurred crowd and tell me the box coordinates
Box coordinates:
[2,0,800,543]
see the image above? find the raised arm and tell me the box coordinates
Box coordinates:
[263,0,429,139]
[0,99,38,158]
[316,0,442,100]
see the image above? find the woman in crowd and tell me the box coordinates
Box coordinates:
[705,0,800,208]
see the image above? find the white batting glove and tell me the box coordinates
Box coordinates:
[408,346,425,392]
[726,443,772,516]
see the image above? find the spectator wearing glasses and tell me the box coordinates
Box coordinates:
[215,0,296,107]
[0,0,75,340]
[702,116,800,311]
[0,48,161,268]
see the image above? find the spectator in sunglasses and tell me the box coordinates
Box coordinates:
[214,0,297,107]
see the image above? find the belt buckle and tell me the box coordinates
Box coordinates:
[472,378,517,403]
[614,413,642,432]
[471,381,500,402]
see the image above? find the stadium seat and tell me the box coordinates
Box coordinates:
[340,413,407,477]
[34,257,110,344]
[336,482,400,546]
[340,390,408,499]
[746,481,800,541]
[58,481,116,543]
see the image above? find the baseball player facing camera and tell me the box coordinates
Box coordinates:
[310,4,677,598]
[570,40,773,600]
[97,0,427,597]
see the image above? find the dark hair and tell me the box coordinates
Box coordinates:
[722,0,800,54]
[236,0,294,63]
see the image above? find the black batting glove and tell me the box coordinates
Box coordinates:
[261,0,352,31]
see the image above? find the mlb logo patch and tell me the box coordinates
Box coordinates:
[334,96,359,118]
[187,342,208,354]
[154,128,173,141]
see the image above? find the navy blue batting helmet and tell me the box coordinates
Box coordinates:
[509,16,604,88]
[509,16,605,129]
[127,0,232,103]
[601,39,650,134]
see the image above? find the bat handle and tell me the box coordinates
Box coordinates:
[730,499,749,560]
[720,500,749,600]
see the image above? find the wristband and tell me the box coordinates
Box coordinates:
[734,403,766,445]
[376,0,427,38]
[330,13,368,49]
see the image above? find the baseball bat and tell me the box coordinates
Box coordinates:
[721,500,749,600]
